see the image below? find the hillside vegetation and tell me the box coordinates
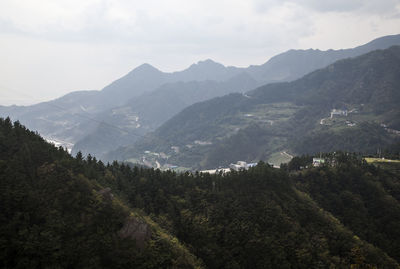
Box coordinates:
[0,118,202,268]
[2,118,400,268]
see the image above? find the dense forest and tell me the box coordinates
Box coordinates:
[0,118,202,268]
[1,118,400,268]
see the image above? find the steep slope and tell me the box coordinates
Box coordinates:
[0,118,203,268]
[293,153,400,263]
[111,46,400,169]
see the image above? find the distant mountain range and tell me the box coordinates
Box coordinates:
[1,34,400,161]
[108,46,400,169]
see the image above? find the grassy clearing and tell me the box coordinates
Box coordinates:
[169,166,191,173]
[364,157,400,163]
[267,151,293,167]
[125,158,141,164]
[241,102,302,124]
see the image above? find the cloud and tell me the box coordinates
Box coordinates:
[0,0,311,45]
[253,0,400,15]
[0,0,399,105]
[3,0,396,50]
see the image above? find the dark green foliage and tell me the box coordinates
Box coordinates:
[383,141,400,159]
[99,160,400,268]
[0,117,202,269]
[295,153,400,263]
[283,155,313,171]
[294,153,400,260]
[2,118,400,268]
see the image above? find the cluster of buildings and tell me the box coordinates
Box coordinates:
[330,109,348,118]
[380,123,400,136]
[200,161,258,174]
[229,161,258,171]
[324,109,356,127]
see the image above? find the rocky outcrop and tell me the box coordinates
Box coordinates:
[98,187,114,200]
[118,216,151,248]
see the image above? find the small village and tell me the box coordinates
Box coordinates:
[320,108,357,127]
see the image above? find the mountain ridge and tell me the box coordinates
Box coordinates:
[108,46,400,169]
[1,34,400,159]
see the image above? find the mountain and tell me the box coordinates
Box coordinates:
[2,118,400,268]
[247,34,400,83]
[72,34,400,158]
[72,72,258,158]
[170,59,242,82]
[109,46,400,169]
[0,91,101,146]
[1,34,400,156]
[0,60,245,149]
[0,63,169,148]
[97,63,169,109]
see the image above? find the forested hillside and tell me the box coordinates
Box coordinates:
[2,118,400,268]
[0,118,202,268]
[100,158,400,268]
[294,154,400,263]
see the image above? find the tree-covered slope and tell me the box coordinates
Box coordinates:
[2,118,400,268]
[98,154,400,268]
[290,153,400,263]
[0,118,202,268]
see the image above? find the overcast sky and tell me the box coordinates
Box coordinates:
[1,0,399,105]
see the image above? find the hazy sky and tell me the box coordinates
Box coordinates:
[1,0,399,105]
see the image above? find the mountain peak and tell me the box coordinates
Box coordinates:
[124,63,164,79]
[133,63,160,72]
[169,58,235,82]
[190,59,225,69]
[198,59,220,65]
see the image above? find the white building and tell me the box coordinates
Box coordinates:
[229,161,256,171]
[313,158,325,167]
[330,109,348,118]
